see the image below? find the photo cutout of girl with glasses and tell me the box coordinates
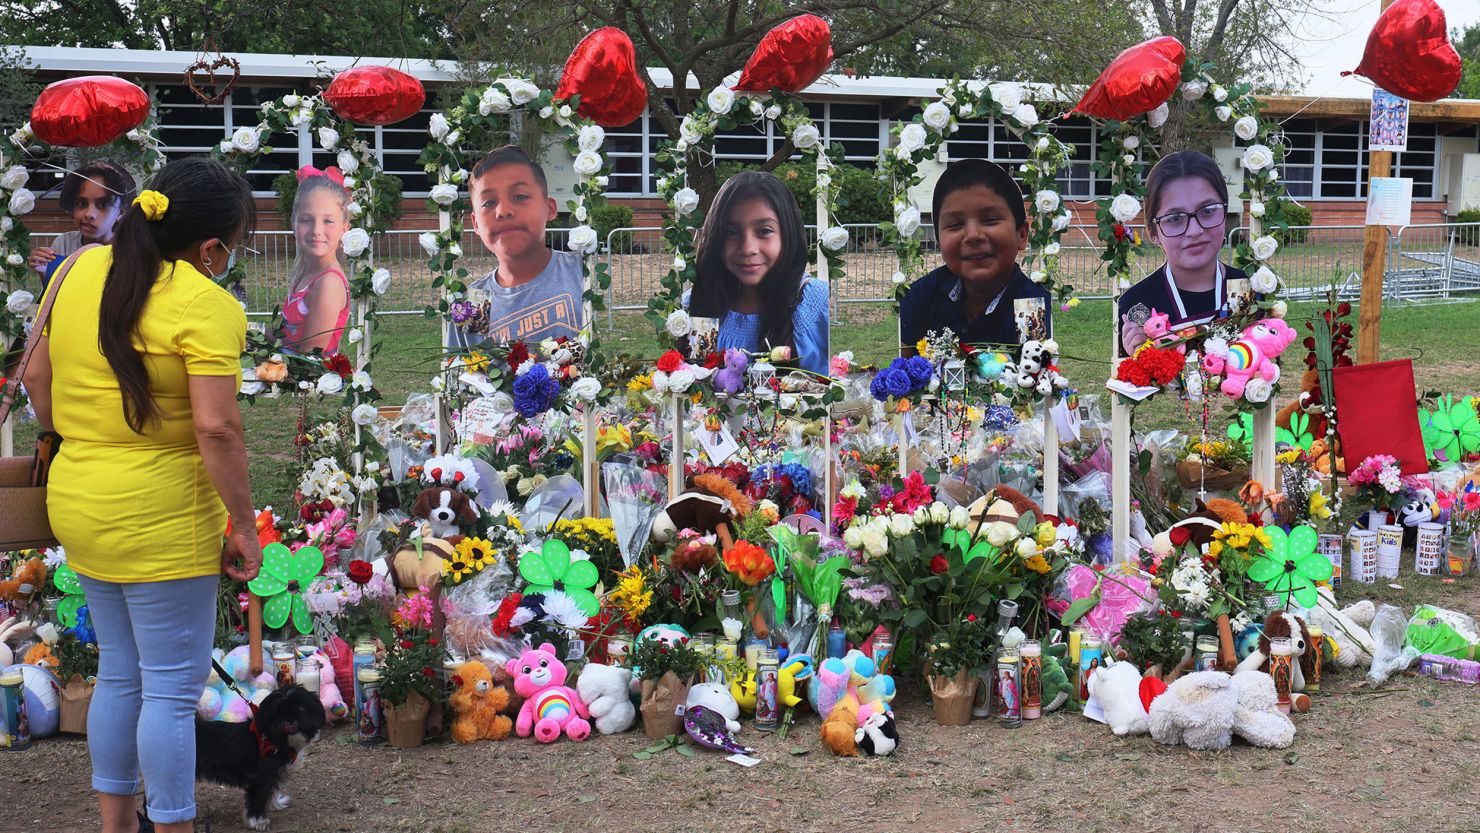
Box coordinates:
[1118,151,1243,356]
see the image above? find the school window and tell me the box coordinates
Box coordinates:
[1277,121,1317,199]
[376,109,435,194]
[1290,118,1438,200]
[826,101,883,163]
[944,114,1099,200]
[602,112,648,197]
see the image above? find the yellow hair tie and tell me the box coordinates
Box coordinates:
[133,190,169,221]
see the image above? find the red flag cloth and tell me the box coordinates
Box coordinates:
[1331,358,1427,475]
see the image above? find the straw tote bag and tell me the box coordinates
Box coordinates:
[0,248,91,550]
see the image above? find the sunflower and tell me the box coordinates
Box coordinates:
[457,537,497,570]
[443,552,476,583]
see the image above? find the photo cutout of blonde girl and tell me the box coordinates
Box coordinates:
[279,165,353,355]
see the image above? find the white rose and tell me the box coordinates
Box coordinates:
[929,502,950,525]
[1015,538,1038,558]
[574,204,588,223]
[1034,189,1060,214]
[573,150,603,177]
[428,183,459,205]
[1123,154,1135,165]
[862,528,889,559]
[1242,144,1273,172]
[668,368,696,392]
[898,123,927,154]
[352,370,373,392]
[679,117,703,145]
[447,242,461,258]
[480,87,512,115]
[1014,104,1039,129]
[912,506,930,527]
[336,150,359,175]
[749,99,764,116]
[218,139,232,154]
[1122,135,1140,151]
[1268,170,1279,182]
[230,126,261,154]
[1212,85,1228,103]
[6,188,33,215]
[5,253,20,266]
[1148,102,1170,128]
[986,524,1015,548]
[539,106,554,119]
[1234,115,1259,141]
[1036,136,1051,152]
[418,231,440,257]
[0,165,28,190]
[352,404,378,426]
[1215,105,1233,122]
[428,113,450,141]
[765,104,782,121]
[1109,193,1141,224]
[816,172,831,189]
[993,83,1023,115]
[1,217,11,231]
[791,123,821,149]
[1043,242,1061,256]
[665,188,701,221]
[281,94,300,108]
[577,124,605,152]
[1250,265,1279,294]
[1181,80,1208,101]
[665,309,692,338]
[895,206,921,238]
[341,228,370,258]
[948,505,970,529]
[843,526,864,550]
[1249,200,1265,218]
[558,104,573,119]
[569,376,601,401]
[316,373,344,395]
[1250,235,1279,261]
[922,101,952,131]
[1243,377,1271,404]
[673,255,687,272]
[1029,270,1046,284]
[504,79,539,105]
[347,328,364,344]
[1052,211,1072,232]
[347,201,363,218]
[6,290,34,314]
[888,513,913,538]
[342,176,356,189]
[891,271,907,285]
[820,226,849,251]
[567,225,598,254]
[1271,300,1288,319]
[706,87,735,115]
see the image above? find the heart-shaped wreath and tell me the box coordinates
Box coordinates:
[184,52,241,105]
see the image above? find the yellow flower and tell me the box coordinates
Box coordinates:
[628,373,653,392]
[598,424,632,453]
[443,552,476,583]
[133,189,169,221]
[1067,298,1081,308]
[455,537,496,570]
[1276,449,1300,464]
[916,338,931,358]
[1023,554,1052,574]
[465,350,491,375]
[1034,522,1058,547]
[608,565,652,621]
[1309,491,1332,521]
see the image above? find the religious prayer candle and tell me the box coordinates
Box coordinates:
[1269,637,1293,714]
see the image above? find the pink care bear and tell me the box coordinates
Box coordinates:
[1200,318,1297,399]
[506,643,592,743]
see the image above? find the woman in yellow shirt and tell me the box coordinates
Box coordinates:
[23,157,264,833]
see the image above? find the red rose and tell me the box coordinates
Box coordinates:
[656,349,684,373]
[400,639,414,649]
[1113,224,1128,241]
[966,614,977,622]
[1170,610,1182,618]
[325,353,353,379]
[423,667,435,677]
[428,638,439,647]
[929,554,949,574]
[451,674,464,688]
[703,351,722,369]
[347,559,373,585]
[1168,527,1190,547]
[506,342,530,370]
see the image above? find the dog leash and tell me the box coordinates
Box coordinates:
[212,656,297,759]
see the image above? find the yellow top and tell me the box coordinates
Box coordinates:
[42,246,245,583]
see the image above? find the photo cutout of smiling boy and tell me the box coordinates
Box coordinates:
[446,145,585,350]
[1118,150,1244,356]
[899,159,1050,355]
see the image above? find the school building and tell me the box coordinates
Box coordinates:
[17,46,1480,234]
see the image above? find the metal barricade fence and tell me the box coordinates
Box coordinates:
[1391,223,1480,300]
[1225,224,1374,300]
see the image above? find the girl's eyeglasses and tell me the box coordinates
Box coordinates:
[1151,203,1227,237]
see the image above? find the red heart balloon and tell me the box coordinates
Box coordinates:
[324,66,426,126]
[1139,675,1168,713]
[1346,0,1462,102]
[734,14,834,94]
[1072,36,1186,122]
[31,76,150,147]
[555,28,649,128]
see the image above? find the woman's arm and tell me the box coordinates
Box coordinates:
[293,271,350,353]
[18,335,53,431]
[188,374,262,580]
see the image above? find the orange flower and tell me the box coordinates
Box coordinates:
[723,540,775,585]
[255,360,288,382]
[1239,480,1265,507]
[254,509,282,547]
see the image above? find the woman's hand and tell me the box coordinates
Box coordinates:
[222,526,263,581]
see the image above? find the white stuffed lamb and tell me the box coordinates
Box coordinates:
[1229,671,1295,749]
[1148,670,1238,751]
[1086,661,1149,736]
[575,663,636,735]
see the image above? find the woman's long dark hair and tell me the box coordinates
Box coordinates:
[102,157,254,433]
[689,171,809,353]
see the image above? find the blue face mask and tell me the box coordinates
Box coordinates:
[204,241,238,281]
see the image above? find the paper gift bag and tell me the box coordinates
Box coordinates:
[1331,359,1427,475]
[928,668,977,726]
[59,674,93,735]
[639,672,690,738]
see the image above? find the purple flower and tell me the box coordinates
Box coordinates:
[901,356,934,388]
[512,364,560,417]
[450,301,475,324]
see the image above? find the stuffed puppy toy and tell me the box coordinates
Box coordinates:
[1236,611,1313,696]
[575,663,636,735]
[1086,660,1149,736]
[450,660,513,744]
[1147,670,1240,751]
[412,485,478,540]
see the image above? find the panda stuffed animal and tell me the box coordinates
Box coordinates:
[854,711,898,757]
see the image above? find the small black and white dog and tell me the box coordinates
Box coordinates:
[195,684,327,830]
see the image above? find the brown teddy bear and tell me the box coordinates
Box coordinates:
[449,660,513,744]
[0,557,46,603]
[819,699,860,757]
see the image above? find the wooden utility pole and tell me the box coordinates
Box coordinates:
[1356,0,1396,365]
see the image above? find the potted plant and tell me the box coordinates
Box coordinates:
[628,635,703,738]
[1116,610,1192,681]
[55,609,100,735]
[1176,437,1252,492]
[923,614,989,726]
[375,602,447,749]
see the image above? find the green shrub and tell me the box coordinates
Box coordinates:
[1272,200,1312,245]
[1456,208,1480,245]
[591,203,635,252]
[717,160,889,226]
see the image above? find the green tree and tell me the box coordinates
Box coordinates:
[1455,22,1480,100]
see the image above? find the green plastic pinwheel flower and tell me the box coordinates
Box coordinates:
[51,563,87,628]
[1276,412,1314,452]
[247,542,324,634]
[519,539,600,617]
[1419,395,1480,463]
[1247,525,1331,609]
[1228,413,1254,446]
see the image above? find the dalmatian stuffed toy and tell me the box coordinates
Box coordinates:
[1005,340,1069,398]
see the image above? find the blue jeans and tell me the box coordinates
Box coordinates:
[78,574,218,825]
